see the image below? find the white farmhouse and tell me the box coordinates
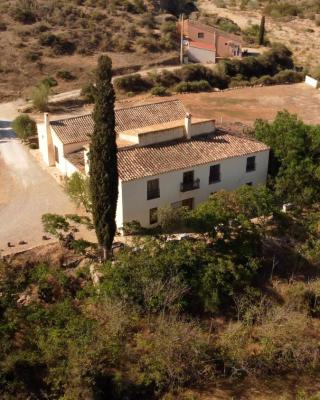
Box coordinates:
[37,99,269,229]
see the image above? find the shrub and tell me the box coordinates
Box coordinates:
[273,69,303,84]
[56,70,75,81]
[25,50,42,62]
[151,85,170,96]
[174,80,211,93]
[41,76,58,88]
[114,73,151,93]
[81,83,96,103]
[158,205,188,232]
[39,32,76,55]
[134,317,211,391]
[31,82,50,111]
[11,114,37,141]
[11,0,38,24]
[135,37,160,53]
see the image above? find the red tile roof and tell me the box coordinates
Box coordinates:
[117,130,269,182]
[189,40,216,51]
[50,100,187,145]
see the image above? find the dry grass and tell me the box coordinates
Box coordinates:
[0,0,178,101]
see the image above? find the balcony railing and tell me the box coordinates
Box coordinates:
[180,178,200,192]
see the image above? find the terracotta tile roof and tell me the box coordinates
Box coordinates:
[65,149,85,173]
[184,19,243,44]
[50,100,187,145]
[189,40,216,51]
[117,130,269,182]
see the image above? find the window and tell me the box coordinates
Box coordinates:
[147,178,160,200]
[209,164,220,184]
[182,198,194,210]
[181,170,200,192]
[246,182,253,186]
[149,207,158,225]
[183,170,194,184]
[54,145,59,164]
[198,32,204,39]
[246,156,256,172]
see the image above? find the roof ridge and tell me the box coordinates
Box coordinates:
[50,99,187,125]
[115,99,186,112]
[50,112,91,124]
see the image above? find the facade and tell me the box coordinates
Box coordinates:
[37,99,269,230]
[180,19,242,63]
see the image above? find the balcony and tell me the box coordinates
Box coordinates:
[180,178,200,192]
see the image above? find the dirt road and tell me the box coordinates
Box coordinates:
[0,116,77,255]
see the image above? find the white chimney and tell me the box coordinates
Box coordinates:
[42,112,55,166]
[185,113,192,140]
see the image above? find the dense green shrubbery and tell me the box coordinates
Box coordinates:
[174,80,212,92]
[11,114,37,141]
[114,73,152,93]
[114,45,300,96]
[254,111,320,206]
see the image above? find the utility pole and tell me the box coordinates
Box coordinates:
[180,14,184,65]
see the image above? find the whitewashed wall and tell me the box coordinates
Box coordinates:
[37,122,55,166]
[119,150,269,228]
[51,132,86,177]
[187,47,216,63]
[116,181,124,229]
[191,121,215,137]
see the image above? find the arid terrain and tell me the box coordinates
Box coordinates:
[178,82,320,125]
[199,0,320,69]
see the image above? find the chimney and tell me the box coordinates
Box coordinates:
[185,113,192,139]
[42,112,55,166]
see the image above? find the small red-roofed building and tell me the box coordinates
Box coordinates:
[179,19,243,63]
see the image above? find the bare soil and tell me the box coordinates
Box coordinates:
[176,83,320,126]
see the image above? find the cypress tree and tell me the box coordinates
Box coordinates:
[259,15,266,46]
[90,55,118,259]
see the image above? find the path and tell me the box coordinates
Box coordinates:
[0,107,77,255]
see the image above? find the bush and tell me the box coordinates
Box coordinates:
[114,73,151,93]
[11,0,38,24]
[31,82,50,111]
[81,83,96,103]
[134,317,211,391]
[56,70,75,81]
[39,32,76,55]
[151,85,170,96]
[25,50,42,62]
[41,76,58,88]
[136,37,160,52]
[11,114,37,141]
[273,69,303,84]
[174,80,211,93]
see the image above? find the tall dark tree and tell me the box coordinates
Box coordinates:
[90,55,118,259]
[259,15,266,46]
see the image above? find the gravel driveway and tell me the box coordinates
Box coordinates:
[0,104,77,254]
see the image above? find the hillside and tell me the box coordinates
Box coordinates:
[0,0,184,101]
[199,0,320,69]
